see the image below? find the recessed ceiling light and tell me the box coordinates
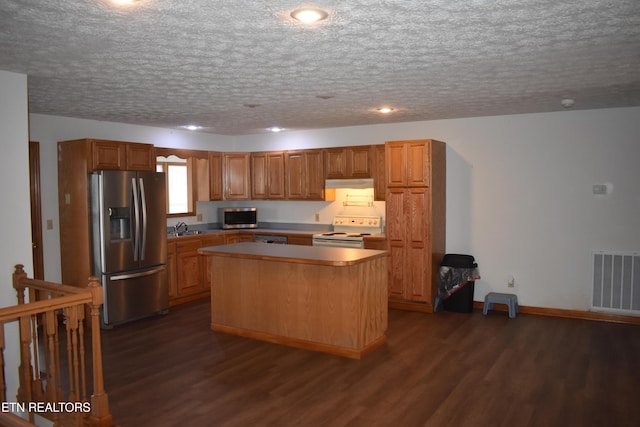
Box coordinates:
[112,0,137,5]
[377,107,395,114]
[268,127,285,133]
[290,8,329,23]
[182,125,202,131]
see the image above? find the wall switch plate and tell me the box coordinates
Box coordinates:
[197,213,203,222]
[593,184,607,195]
[46,219,53,230]
[507,275,515,288]
[315,213,320,222]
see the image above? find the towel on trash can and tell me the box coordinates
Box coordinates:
[439,265,480,299]
[435,254,480,312]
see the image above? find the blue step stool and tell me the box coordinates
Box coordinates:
[483,292,518,318]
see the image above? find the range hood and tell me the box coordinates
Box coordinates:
[324,178,374,189]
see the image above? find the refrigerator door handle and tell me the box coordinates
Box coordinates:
[110,266,166,281]
[139,177,147,261]
[132,177,140,262]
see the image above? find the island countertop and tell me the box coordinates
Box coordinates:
[199,241,387,266]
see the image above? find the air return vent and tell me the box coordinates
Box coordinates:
[592,251,640,315]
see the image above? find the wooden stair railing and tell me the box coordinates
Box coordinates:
[0,265,115,427]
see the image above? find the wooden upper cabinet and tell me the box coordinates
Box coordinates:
[386,140,431,187]
[195,157,210,202]
[305,149,325,200]
[372,144,386,201]
[324,146,372,179]
[208,151,223,201]
[91,140,125,170]
[285,150,305,200]
[267,152,286,199]
[57,138,154,172]
[324,148,347,178]
[251,151,285,200]
[285,149,327,200]
[223,152,251,200]
[251,153,268,199]
[89,139,155,171]
[349,145,372,177]
[125,142,156,170]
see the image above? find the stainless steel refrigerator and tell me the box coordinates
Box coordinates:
[90,170,168,327]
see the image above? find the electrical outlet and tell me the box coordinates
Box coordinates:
[315,213,320,222]
[197,213,203,222]
[507,275,515,288]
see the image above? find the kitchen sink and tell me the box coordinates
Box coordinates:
[169,230,203,237]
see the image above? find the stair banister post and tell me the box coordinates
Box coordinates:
[12,265,27,304]
[13,265,34,405]
[86,276,113,427]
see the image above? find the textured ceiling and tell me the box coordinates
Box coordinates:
[1,0,639,135]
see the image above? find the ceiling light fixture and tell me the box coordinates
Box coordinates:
[377,107,394,114]
[561,98,575,109]
[290,7,329,23]
[183,125,202,131]
[268,127,285,133]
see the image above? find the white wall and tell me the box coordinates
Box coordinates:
[237,108,640,310]
[0,70,32,402]
[30,107,640,312]
[194,187,385,228]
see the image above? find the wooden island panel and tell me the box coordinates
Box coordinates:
[201,243,388,359]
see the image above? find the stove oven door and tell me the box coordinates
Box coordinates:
[312,237,365,249]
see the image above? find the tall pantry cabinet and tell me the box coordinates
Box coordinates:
[385,139,446,312]
[57,138,156,288]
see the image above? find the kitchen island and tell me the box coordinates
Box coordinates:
[199,242,388,359]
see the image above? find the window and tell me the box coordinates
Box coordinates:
[156,155,194,216]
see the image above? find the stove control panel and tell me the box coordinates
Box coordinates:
[332,215,382,229]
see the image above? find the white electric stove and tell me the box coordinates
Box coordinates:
[312,215,382,249]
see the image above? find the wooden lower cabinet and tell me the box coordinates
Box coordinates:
[287,235,312,246]
[167,242,178,300]
[168,229,373,306]
[364,238,387,250]
[387,188,431,303]
[169,234,225,306]
[176,239,205,297]
[223,233,254,244]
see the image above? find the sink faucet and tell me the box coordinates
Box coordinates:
[174,222,188,234]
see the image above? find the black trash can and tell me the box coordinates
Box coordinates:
[439,254,479,313]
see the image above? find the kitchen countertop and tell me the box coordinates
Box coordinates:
[199,242,387,266]
[168,227,386,240]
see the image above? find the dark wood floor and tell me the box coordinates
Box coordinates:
[100,299,640,427]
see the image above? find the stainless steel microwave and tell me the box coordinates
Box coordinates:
[219,207,258,229]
